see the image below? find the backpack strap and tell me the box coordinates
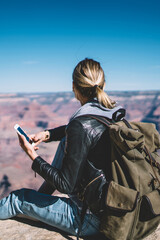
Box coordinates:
[76,201,88,240]
[85,114,113,127]
[76,115,111,239]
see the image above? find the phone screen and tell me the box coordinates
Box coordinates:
[17,126,30,142]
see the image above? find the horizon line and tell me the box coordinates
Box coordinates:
[0,89,160,95]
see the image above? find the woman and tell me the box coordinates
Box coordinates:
[0,58,125,237]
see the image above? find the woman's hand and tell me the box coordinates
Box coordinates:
[18,134,38,161]
[29,131,50,146]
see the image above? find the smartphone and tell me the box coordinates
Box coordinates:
[14,124,34,145]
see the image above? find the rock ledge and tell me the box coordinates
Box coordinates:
[0,218,160,240]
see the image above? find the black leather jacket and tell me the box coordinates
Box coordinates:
[32,115,111,194]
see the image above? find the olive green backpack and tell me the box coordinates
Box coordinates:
[86,116,160,240]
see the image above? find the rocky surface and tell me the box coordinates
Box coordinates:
[0,218,159,240]
[0,218,82,240]
[145,224,160,240]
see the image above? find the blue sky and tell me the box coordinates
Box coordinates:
[0,0,160,92]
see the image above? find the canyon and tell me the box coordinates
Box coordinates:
[0,90,160,197]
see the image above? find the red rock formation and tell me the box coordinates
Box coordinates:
[0,91,160,195]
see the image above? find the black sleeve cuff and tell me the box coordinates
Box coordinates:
[32,156,45,173]
[31,156,70,193]
[47,125,66,141]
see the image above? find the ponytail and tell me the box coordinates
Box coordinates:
[96,86,116,109]
[73,58,116,109]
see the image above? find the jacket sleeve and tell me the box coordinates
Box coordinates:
[32,120,92,194]
[47,125,66,142]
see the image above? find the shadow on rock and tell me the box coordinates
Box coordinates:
[13,216,106,240]
[0,174,11,198]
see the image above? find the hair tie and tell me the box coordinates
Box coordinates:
[93,84,98,90]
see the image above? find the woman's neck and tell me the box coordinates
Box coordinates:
[80,97,89,105]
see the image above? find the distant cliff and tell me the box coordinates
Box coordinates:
[0,90,160,196]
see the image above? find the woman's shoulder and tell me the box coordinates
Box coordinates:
[67,115,106,136]
[68,115,98,127]
[67,116,91,129]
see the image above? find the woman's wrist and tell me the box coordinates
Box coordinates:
[28,150,39,161]
[43,130,50,141]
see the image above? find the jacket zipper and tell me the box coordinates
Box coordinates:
[85,174,104,190]
[79,174,104,201]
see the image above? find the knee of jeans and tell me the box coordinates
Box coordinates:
[12,188,33,203]
[4,188,30,216]
[12,188,38,213]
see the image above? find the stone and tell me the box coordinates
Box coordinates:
[0,218,159,240]
[0,218,81,240]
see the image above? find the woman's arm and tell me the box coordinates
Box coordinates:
[47,125,66,142]
[31,120,92,194]
[29,125,67,146]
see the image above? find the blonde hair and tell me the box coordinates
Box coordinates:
[72,58,115,109]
